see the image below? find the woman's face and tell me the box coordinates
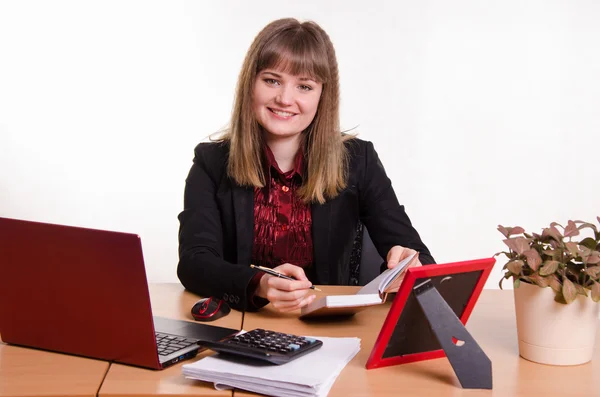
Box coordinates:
[252,69,323,141]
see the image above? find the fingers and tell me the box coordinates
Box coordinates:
[386,246,418,269]
[271,294,316,312]
[262,263,316,312]
[273,263,309,281]
[265,277,311,301]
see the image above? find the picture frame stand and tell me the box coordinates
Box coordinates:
[413,279,493,389]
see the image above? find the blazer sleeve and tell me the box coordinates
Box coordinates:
[176,144,257,311]
[357,141,435,265]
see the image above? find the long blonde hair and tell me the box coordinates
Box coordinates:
[218,18,351,204]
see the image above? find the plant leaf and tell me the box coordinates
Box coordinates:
[574,283,588,296]
[585,267,600,279]
[548,275,562,292]
[554,291,567,304]
[539,260,560,276]
[494,250,517,259]
[529,273,550,288]
[498,225,526,238]
[575,221,598,233]
[586,254,600,265]
[541,249,560,260]
[564,220,580,237]
[579,237,598,250]
[507,260,524,274]
[562,278,577,304]
[565,241,580,257]
[503,237,530,255]
[497,225,509,238]
[543,226,563,243]
[523,249,542,271]
[513,278,520,289]
[591,281,600,302]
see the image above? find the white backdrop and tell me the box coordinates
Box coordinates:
[1,1,599,288]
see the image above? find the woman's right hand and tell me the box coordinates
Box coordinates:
[255,263,316,313]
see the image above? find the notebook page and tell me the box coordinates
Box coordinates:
[356,252,416,296]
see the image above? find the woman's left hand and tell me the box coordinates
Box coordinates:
[386,245,421,269]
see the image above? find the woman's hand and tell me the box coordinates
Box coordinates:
[386,246,421,269]
[255,263,316,312]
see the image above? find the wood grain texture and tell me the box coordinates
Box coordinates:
[99,283,242,397]
[0,343,108,397]
[236,287,600,397]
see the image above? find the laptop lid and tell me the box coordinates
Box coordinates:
[0,217,236,370]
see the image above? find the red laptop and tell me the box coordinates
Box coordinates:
[0,217,238,369]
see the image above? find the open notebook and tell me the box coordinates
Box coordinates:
[300,252,419,318]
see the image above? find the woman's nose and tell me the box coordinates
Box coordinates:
[275,85,293,106]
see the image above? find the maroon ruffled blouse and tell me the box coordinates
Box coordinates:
[247,145,313,305]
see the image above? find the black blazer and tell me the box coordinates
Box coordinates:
[177,138,434,311]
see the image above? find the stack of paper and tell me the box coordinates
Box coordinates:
[182,336,361,397]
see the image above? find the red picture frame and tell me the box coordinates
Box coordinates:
[365,257,495,370]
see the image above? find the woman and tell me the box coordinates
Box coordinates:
[177,18,434,313]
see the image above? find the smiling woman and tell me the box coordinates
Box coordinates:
[176,18,435,314]
[252,69,322,146]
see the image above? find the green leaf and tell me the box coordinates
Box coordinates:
[591,282,600,302]
[554,292,567,304]
[562,278,577,304]
[514,278,521,289]
[579,238,598,250]
[539,260,560,276]
[507,260,524,274]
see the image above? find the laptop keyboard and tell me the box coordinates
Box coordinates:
[155,332,199,357]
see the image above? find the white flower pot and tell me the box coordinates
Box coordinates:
[514,281,600,365]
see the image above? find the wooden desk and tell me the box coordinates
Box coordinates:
[0,342,108,397]
[238,286,600,397]
[99,284,243,397]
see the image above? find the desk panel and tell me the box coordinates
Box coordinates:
[237,287,600,397]
[0,342,108,397]
[99,283,242,397]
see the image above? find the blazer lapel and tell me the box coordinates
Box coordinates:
[311,201,332,284]
[233,185,254,265]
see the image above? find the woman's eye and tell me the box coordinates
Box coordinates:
[299,85,312,91]
[264,78,279,85]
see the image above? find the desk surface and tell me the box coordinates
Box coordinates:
[238,286,600,397]
[98,283,243,397]
[0,342,108,397]
[4,284,600,397]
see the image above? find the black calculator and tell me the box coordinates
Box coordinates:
[198,328,323,365]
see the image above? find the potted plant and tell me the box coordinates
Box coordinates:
[496,217,600,365]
